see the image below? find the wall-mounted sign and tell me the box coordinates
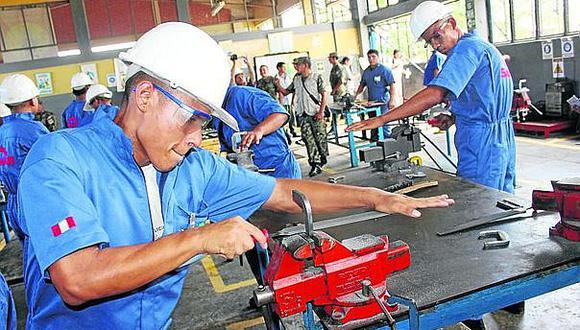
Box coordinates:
[552,58,564,79]
[35,72,53,95]
[542,40,553,60]
[561,37,574,58]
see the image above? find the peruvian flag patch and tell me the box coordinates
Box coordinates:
[51,217,77,237]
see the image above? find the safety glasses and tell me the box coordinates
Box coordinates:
[423,20,450,49]
[152,83,211,130]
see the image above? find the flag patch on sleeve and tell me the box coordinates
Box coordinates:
[51,217,76,237]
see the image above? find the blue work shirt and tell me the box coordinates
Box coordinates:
[360,63,395,105]
[430,32,516,193]
[423,51,446,85]
[0,273,16,330]
[17,105,276,329]
[61,99,95,128]
[0,113,49,236]
[217,86,301,179]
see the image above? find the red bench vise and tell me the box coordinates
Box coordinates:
[253,190,411,329]
[532,177,580,241]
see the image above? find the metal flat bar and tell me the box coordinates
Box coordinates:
[273,211,388,237]
[380,263,579,330]
[436,208,529,236]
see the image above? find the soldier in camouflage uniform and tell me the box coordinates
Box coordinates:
[256,65,277,99]
[277,57,329,177]
[328,52,348,102]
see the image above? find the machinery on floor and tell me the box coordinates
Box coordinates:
[254,190,411,329]
[532,177,580,241]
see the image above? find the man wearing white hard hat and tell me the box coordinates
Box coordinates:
[61,72,94,128]
[84,84,113,111]
[348,1,516,195]
[16,22,453,328]
[0,74,49,241]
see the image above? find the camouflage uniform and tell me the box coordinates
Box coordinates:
[329,63,348,102]
[256,76,277,99]
[286,72,328,166]
[35,111,57,132]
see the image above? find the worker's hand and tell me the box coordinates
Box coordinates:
[197,217,267,259]
[374,193,455,218]
[314,111,324,121]
[345,115,386,132]
[241,56,250,65]
[432,113,455,130]
[241,129,264,149]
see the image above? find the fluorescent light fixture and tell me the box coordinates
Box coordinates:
[211,0,225,17]
[91,41,136,53]
[57,49,81,57]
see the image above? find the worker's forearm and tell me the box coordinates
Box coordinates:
[381,86,445,122]
[265,179,388,214]
[320,93,328,112]
[50,229,206,305]
[254,113,288,136]
[355,85,364,98]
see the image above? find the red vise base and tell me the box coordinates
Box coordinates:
[264,231,410,327]
[532,178,580,242]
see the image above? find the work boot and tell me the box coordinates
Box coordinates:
[320,156,327,167]
[308,165,323,177]
[501,301,525,314]
[462,319,486,330]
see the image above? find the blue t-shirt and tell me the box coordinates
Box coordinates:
[0,273,16,330]
[61,99,95,128]
[17,106,276,329]
[360,63,395,103]
[423,51,446,85]
[217,86,301,179]
[429,32,516,192]
[0,113,49,235]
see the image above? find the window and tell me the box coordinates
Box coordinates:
[513,0,535,40]
[83,0,178,51]
[567,0,579,32]
[0,2,78,63]
[490,0,511,43]
[281,3,305,28]
[539,0,564,36]
[314,0,352,24]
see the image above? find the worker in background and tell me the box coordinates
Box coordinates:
[390,49,407,107]
[0,74,49,240]
[275,61,298,139]
[328,52,348,102]
[0,272,16,330]
[256,65,277,99]
[62,72,94,128]
[16,23,454,328]
[348,0,515,195]
[354,49,396,140]
[341,56,356,95]
[217,85,301,179]
[423,50,446,86]
[84,84,113,111]
[35,100,57,132]
[276,56,329,177]
[230,55,256,87]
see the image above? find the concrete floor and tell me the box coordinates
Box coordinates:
[2,122,579,329]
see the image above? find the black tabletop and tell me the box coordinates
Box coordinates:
[250,167,580,310]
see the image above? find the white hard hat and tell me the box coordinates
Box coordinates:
[119,22,239,131]
[0,74,40,106]
[410,1,452,41]
[85,84,113,110]
[0,103,11,117]
[71,72,94,90]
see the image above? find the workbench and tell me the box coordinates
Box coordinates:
[327,102,384,167]
[251,166,580,329]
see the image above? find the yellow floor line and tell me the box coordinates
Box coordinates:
[0,238,5,251]
[201,256,257,293]
[323,166,337,175]
[516,136,580,151]
[225,316,265,330]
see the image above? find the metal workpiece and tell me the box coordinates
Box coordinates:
[292,189,313,237]
[478,230,510,249]
[253,285,275,307]
[226,150,259,172]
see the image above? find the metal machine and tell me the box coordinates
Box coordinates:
[532,177,580,241]
[254,190,411,329]
[545,79,576,118]
[358,124,422,173]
